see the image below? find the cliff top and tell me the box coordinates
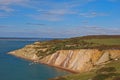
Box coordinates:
[31,35,120,58]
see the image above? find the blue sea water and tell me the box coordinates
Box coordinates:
[0,40,69,80]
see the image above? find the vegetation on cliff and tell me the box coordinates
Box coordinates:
[50,59,120,80]
[33,35,120,58]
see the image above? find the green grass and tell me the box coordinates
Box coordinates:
[85,38,120,46]
[106,60,120,73]
[32,35,120,58]
[50,60,120,80]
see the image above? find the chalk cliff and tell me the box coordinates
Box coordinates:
[9,43,120,73]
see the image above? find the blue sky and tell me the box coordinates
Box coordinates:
[0,0,120,38]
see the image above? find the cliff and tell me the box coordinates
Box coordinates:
[9,35,120,73]
[9,46,120,73]
[41,49,120,72]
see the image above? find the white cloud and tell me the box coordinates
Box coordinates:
[79,12,107,18]
[29,13,63,21]
[37,9,77,16]
[0,0,29,5]
[0,24,119,38]
[32,9,108,21]
[36,25,120,37]
[0,0,108,21]
[0,6,14,12]
[0,0,96,19]
[59,26,120,37]
[32,9,77,21]
[0,0,29,12]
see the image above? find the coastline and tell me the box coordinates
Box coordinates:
[8,51,78,74]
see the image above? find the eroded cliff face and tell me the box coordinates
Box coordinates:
[9,44,120,73]
[40,49,120,72]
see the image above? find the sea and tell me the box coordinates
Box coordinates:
[0,38,69,80]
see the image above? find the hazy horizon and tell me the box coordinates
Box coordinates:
[0,34,120,39]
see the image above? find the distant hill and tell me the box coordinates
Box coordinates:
[71,35,120,39]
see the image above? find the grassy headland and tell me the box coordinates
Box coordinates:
[33,35,120,58]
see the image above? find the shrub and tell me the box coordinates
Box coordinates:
[94,67,120,80]
[92,74,110,80]
[113,77,120,80]
[93,73,120,80]
[96,67,116,74]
